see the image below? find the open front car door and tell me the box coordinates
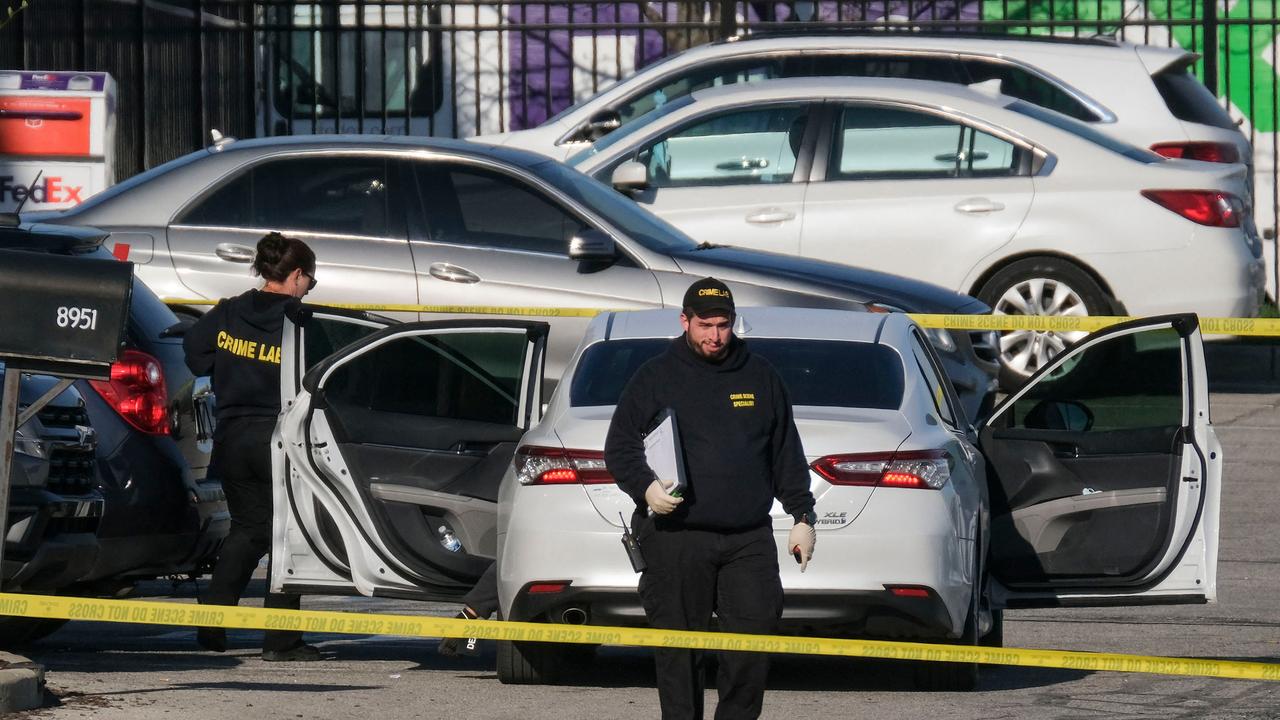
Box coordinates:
[272,307,548,600]
[981,314,1220,608]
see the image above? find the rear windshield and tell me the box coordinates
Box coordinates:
[570,338,904,409]
[1007,100,1164,163]
[128,275,182,342]
[1152,68,1238,130]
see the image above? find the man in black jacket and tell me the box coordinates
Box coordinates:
[604,277,817,720]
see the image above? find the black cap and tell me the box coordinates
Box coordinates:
[682,277,735,317]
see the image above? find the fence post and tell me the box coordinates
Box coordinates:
[1202,0,1219,94]
[718,0,736,39]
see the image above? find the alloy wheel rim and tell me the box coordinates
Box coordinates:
[993,277,1089,378]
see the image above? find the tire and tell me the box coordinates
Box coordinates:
[976,257,1114,389]
[981,608,1004,649]
[496,639,566,685]
[0,617,67,649]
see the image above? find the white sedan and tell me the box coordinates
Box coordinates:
[568,77,1266,382]
[495,307,1220,690]
[264,305,1219,691]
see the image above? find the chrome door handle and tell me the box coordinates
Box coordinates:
[745,208,796,224]
[214,243,256,263]
[716,158,770,171]
[935,151,990,163]
[954,198,1006,214]
[428,262,480,284]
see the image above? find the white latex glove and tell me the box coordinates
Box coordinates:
[789,522,816,573]
[645,479,683,515]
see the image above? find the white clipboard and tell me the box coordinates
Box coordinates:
[644,408,687,496]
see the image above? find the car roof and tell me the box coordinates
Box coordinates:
[207,132,557,169]
[685,31,1171,62]
[0,221,107,253]
[594,307,905,344]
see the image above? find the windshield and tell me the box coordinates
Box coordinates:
[567,95,696,166]
[570,338,905,409]
[529,160,698,253]
[1007,100,1163,164]
[539,51,689,129]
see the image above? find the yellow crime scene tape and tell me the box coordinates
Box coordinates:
[2,592,1277,683]
[163,299,1280,336]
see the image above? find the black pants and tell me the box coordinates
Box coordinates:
[463,562,500,618]
[637,520,782,720]
[202,416,302,652]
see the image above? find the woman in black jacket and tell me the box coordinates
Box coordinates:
[183,232,320,661]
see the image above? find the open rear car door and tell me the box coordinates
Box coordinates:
[272,306,548,600]
[981,314,1220,607]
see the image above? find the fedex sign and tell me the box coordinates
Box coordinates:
[0,164,96,212]
[0,175,84,205]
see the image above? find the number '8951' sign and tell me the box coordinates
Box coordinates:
[0,249,132,380]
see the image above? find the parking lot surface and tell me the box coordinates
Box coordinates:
[13,344,1280,720]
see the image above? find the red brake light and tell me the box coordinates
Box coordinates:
[1150,141,1240,164]
[810,449,950,490]
[514,445,614,486]
[1141,190,1243,228]
[527,582,570,594]
[887,585,933,599]
[88,349,170,435]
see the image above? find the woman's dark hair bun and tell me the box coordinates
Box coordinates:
[253,231,316,283]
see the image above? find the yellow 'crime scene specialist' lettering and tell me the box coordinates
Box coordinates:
[216,331,281,364]
[730,392,756,408]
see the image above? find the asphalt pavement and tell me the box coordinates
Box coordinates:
[8,341,1280,719]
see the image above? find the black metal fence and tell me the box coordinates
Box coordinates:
[3,1,1278,232]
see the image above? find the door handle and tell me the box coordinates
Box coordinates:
[745,208,796,224]
[428,262,480,284]
[716,157,770,171]
[214,243,256,263]
[954,198,1006,214]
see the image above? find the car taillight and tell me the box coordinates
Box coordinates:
[1150,141,1240,164]
[515,445,614,485]
[89,349,170,435]
[1141,189,1243,228]
[810,449,950,490]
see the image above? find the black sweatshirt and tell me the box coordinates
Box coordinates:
[183,289,299,423]
[604,334,815,531]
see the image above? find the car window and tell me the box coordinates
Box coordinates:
[829,105,1021,180]
[322,331,526,425]
[995,326,1183,433]
[961,59,1099,122]
[636,104,810,188]
[1007,100,1164,164]
[415,163,585,255]
[303,315,384,371]
[179,156,401,238]
[614,59,782,124]
[909,332,958,427]
[569,337,904,409]
[801,53,965,83]
[127,275,181,342]
[1152,67,1238,131]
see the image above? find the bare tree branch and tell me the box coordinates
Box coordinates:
[0,0,31,31]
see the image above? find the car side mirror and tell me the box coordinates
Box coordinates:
[1023,399,1094,432]
[568,228,617,262]
[611,160,649,193]
[581,109,621,141]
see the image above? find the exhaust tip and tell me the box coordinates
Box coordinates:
[561,606,588,625]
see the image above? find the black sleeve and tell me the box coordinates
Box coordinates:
[604,365,660,506]
[769,369,815,518]
[182,302,225,377]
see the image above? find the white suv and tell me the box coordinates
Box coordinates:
[482,33,1265,283]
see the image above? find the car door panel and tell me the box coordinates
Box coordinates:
[166,155,418,315]
[981,315,1218,606]
[801,103,1033,292]
[272,310,547,600]
[622,102,818,256]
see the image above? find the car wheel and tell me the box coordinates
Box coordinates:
[913,554,982,691]
[0,617,67,648]
[981,608,1004,648]
[976,257,1113,388]
[496,639,566,685]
